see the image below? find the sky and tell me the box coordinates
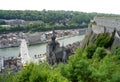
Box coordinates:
[0,0,120,14]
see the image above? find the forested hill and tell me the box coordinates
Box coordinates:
[0,10,119,22]
[0,10,120,33]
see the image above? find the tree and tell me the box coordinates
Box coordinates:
[93,47,107,59]
[85,44,96,58]
[96,33,113,48]
[61,48,92,82]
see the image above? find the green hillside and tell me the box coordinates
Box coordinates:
[0,10,119,33]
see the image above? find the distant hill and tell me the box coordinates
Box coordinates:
[0,10,120,33]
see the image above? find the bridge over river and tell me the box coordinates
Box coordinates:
[20,39,32,65]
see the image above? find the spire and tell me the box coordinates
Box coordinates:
[51,28,56,42]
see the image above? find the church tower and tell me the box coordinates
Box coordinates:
[46,29,60,64]
[46,29,69,65]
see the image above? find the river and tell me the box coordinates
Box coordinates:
[0,35,84,57]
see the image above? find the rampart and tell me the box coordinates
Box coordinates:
[94,17,120,30]
[91,17,120,50]
[91,17,120,34]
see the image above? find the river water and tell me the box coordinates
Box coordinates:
[0,35,84,57]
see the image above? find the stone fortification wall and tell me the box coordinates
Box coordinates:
[93,17,120,51]
[111,31,120,50]
[92,25,114,34]
[82,17,120,51]
[92,25,104,34]
[94,17,120,30]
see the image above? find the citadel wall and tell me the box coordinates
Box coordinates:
[92,17,120,50]
[92,25,104,34]
[94,17,120,30]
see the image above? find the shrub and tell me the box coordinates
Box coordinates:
[113,46,120,56]
[93,47,107,59]
[61,48,92,82]
[96,33,113,48]
[85,44,97,58]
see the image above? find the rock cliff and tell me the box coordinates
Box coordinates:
[81,17,120,51]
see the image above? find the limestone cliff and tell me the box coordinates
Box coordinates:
[81,17,120,51]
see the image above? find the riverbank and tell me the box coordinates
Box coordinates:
[0,35,84,73]
[0,35,85,57]
[0,34,85,73]
[0,28,86,49]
